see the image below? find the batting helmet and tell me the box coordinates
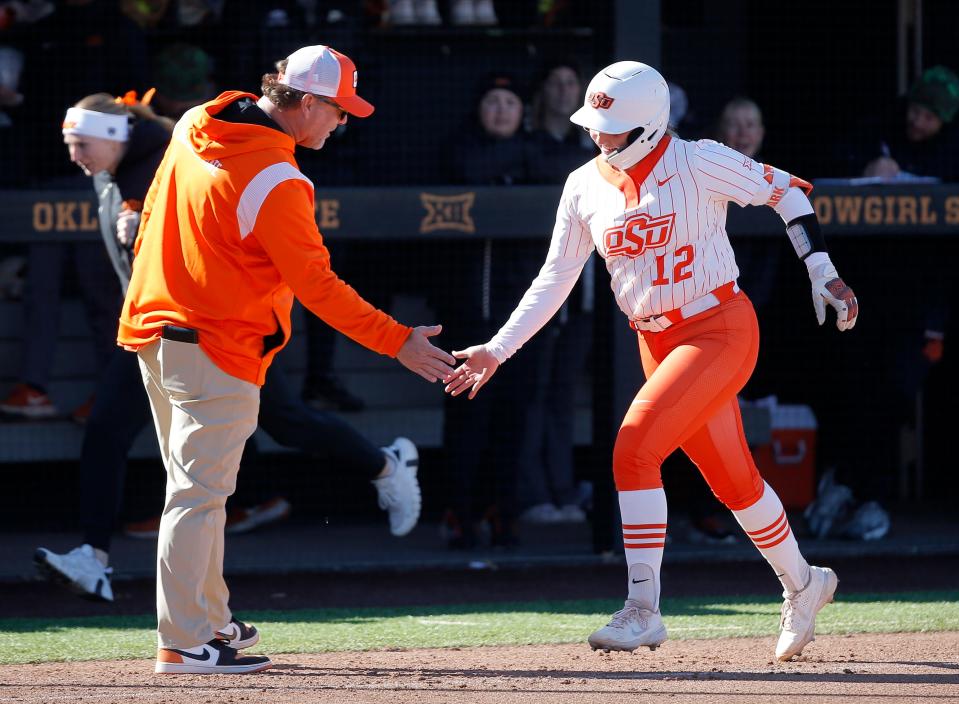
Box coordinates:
[570,61,670,169]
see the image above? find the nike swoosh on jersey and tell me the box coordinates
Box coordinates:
[656,174,675,187]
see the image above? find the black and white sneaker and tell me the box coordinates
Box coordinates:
[155,638,272,674]
[215,617,260,649]
[34,544,113,602]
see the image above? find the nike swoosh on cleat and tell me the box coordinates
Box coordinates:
[631,578,650,584]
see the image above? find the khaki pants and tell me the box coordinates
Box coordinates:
[137,338,259,648]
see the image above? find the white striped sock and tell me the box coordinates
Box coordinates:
[732,481,810,593]
[618,488,667,607]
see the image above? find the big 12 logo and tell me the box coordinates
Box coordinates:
[603,212,676,258]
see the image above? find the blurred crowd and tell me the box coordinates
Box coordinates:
[0,0,957,551]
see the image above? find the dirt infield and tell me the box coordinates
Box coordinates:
[2,632,957,703]
[2,555,958,702]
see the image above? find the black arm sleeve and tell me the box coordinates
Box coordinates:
[785,213,828,260]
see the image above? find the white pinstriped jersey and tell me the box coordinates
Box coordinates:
[487,135,784,362]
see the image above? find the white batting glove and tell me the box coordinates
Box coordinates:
[805,252,858,331]
[116,208,141,248]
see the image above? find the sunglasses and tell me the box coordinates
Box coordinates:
[316,96,347,120]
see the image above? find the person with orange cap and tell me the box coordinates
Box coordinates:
[118,45,455,674]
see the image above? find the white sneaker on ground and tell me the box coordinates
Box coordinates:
[375,437,421,536]
[588,563,667,652]
[588,600,667,652]
[156,638,271,674]
[34,544,113,602]
[776,565,838,661]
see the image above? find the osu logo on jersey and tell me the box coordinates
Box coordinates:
[588,91,615,110]
[604,212,676,258]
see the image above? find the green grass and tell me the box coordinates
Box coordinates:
[1,591,957,665]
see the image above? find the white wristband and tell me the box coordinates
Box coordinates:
[804,251,831,275]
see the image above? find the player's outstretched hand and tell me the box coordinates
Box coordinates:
[808,258,858,331]
[444,344,500,399]
[396,325,457,382]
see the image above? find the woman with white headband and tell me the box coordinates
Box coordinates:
[61,92,173,287]
[0,93,172,421]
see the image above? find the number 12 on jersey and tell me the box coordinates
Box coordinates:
[652,245,694,286]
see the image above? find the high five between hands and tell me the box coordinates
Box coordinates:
[395,325,496,398]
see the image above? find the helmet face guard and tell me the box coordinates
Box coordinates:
[571,61,670,169]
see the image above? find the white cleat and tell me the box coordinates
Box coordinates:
[776,565,838,661]
[34,544,113,602]
[588,599,668,652]
[375,437,421,536]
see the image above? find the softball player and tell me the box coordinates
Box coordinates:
[445,61,858,661]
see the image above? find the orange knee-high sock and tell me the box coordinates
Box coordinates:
[619,488,667,609]
[731,481,810,594]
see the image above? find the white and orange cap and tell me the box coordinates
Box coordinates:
[278,45,374,118]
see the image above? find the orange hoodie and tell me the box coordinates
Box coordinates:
[118,91,411,385]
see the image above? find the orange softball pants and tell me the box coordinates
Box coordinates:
[612,292,764,510]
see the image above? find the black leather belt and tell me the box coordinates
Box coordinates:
[161,325,199,344]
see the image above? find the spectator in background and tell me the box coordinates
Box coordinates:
[516,59,596,524]
[446,71,529,185]
[526,59,596,180]
[434,71,542,547]
[856,65,959,182]
[150,42,217,119]
[717,97,766,161]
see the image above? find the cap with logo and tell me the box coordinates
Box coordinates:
[278,45,374,118]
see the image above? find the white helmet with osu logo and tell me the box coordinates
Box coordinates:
[570,61,669,170]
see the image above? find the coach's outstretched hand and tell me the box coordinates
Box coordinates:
[444,344,500,399]
[397,325,457,382]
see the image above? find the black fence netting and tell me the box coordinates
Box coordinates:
[0,1,956,544]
